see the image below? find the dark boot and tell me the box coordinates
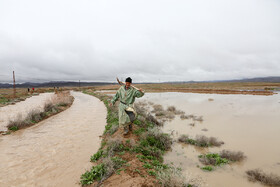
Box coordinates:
[129,123,133,131]
[123,126,129,135]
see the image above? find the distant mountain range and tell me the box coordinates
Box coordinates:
[0,76,279,88]
[0,81,113,88]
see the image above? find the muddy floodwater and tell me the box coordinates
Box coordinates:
[0,93,54,132]
[138,92,280,187]
[0,92,106,187]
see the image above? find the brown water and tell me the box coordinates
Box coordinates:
[0,91,106,187]
[138,92,280,187]
[0,93,54,132]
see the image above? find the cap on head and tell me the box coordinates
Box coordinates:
[125,77,132,83]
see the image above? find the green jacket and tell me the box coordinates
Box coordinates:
[111,86,144,126]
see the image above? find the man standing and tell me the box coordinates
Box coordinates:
[110,77,144,135]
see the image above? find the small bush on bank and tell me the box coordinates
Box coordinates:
[157,166,194,187]
[91,150,103,162]
[7,92,73,131]
[141,127,173,151]
[80,164,105,185]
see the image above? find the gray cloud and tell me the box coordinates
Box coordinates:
[0,0,279,83]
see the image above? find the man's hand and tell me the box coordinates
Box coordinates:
[139,88,143,93]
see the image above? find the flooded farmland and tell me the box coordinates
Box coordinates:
[0,92,106,187]
[137,92,280,187]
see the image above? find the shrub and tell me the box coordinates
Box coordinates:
[167,106,176,112]
[90,150,103,162]
[180,115,189,120]
[106,138,125,156]
[220,150,246,162]
[178,134,224,147]
[151,104,164,113]
[246,169,280,186]
[199,153,229,166]
[7,114,30,130]
[80,164,105,185]
[143,127,173,151]
[157,166,192,187]
[146,114,163,126]
[28,109,43,123]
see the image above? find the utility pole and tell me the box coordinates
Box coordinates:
[79,80,80,90]
[13,71,16,98]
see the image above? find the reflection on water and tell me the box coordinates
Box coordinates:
[0,92,106,187]
[138,92,280,187]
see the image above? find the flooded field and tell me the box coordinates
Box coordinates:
[137,92,280,187]
[0,92,106,187]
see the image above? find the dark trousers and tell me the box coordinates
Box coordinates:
[125,110,135,122]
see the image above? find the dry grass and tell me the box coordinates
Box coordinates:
[151,104,164,113]
[246,169,280,186]
[178,134,224,147]
[199,150,246,166]
[106,137,123,157]
[52,92,74,106]
[157,167,193,187]
[193,116,203,122]
[178,134,189,143]
[7,91,73,131]
[7,114,30,130]
[199,156,219,166]
[167,106,176,112]
[180,115,189,120]
[143,127,173,151]
[220,150,246,162]
[94,82,280,95]
[150,104,185,122]
[146,114,163,126]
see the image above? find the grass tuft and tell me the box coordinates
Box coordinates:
[199,153,229,166]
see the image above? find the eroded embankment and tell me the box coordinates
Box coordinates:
[0,91,107,187]
[81,90,193,187]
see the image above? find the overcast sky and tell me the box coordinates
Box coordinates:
[0,0,279,83]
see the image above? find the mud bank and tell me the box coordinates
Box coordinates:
[81,90,193,187]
